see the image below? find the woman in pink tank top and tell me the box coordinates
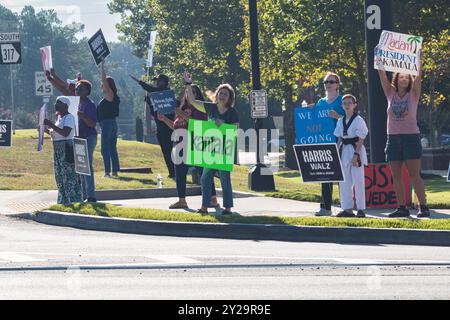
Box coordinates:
[377,49,429,218]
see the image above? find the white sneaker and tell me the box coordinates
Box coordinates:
[314,208,332,216]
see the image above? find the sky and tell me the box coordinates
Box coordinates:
[0,0,121,42]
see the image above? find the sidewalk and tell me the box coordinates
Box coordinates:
[1,190,450,219]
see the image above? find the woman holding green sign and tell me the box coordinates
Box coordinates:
[157,84,219,210]
[183,71,239,215]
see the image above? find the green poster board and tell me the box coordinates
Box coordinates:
[186,119,237,172]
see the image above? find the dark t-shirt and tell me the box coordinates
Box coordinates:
[205,103,239,125]
[97,95,120,121]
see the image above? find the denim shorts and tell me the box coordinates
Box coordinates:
[385,134,422,161]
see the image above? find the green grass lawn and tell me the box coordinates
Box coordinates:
[49,202,450,231]
[2,130,449,208]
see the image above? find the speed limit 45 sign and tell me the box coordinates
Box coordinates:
[0,33,21,64]
[35,72,53,96]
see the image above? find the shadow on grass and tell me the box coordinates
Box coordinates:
[114,176,156,185]
[275,171,300,178]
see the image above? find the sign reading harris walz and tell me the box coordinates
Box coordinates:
[374,30,422,76]
[88,29,110,66]
[186,119,237,172]
[294,105,336,145]
[293,143,344,183]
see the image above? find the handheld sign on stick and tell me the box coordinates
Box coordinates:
[88,29,111,65]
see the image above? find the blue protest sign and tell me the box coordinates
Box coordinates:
[149,90,176,115]
[294,106,336,145]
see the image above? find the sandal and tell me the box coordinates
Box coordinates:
[169,201,188,209]
[196,208,209,215]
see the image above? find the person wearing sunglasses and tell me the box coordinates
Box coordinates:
[313,72,345,216]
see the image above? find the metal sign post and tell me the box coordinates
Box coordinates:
[1,32,21,134]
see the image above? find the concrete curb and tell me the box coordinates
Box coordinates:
[15,210,450,247]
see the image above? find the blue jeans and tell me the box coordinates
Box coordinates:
[201,169,233,208]
[81,135,97,199]
[99,119,120,174]
[175,164,216,198]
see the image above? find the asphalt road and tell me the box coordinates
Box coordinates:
[1,215,450,300]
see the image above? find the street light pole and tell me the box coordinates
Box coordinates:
[248,0,275,191]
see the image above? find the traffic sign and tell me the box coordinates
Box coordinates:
[0,33,21,64]
[250,89,268,118]
[35,71,53,96]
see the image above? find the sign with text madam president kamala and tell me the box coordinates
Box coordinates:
[374,30,422,76]
[186,119,237,172]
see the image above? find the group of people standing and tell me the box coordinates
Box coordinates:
[44,62,121,204]
[43,43,430,218]
[312,47,429,218]
[131,71,239,215]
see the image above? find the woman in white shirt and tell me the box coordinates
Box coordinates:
[44,97,82,204]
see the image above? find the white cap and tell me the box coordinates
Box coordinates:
[56,96,71,107]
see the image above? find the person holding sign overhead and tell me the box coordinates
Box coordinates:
[130,73,176,178]
[377,48,430,218]
[76,80,98,202]
[183,71,239,215]
[334,94,368,218]
[312,72,345,216]
[44,97,82,204]
[157,84,219,209]
[97,61,120,178]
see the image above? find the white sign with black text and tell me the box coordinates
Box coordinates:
[250,90,268,118]
[35,71,53,96]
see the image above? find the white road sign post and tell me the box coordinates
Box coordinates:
[1,33,21,134]
[250,89,268,118]
[35,71,53,96]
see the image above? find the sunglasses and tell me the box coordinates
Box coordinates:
[323,80,339,84]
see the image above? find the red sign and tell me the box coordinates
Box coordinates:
[363,163,412,209]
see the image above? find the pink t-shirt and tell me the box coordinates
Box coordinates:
[386,90,420,135]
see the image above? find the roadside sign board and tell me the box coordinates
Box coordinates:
[35,71,53,96]
[0,120,12,147]
[88,29,110,65]
[0,33,21,64]
[250,90,268,118]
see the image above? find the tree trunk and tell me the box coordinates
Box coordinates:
[284,84,297,169]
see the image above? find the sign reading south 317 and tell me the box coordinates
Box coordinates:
[0,33,21,64]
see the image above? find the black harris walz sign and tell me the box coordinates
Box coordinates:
[0,120,12,147]
[88,29,110,66]
[293,143,344,183]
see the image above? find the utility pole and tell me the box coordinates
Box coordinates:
[247,0,275,191]
[364,0,393,163]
